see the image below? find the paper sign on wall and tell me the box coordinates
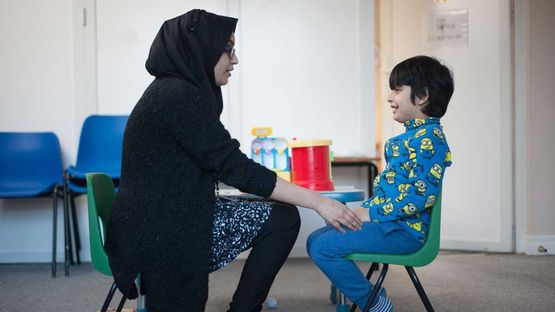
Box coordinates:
[429,9,468,47]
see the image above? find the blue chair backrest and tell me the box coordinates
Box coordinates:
[75,115,128,173]
[0,132,64,189]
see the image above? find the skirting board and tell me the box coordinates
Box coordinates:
[525,235,555,255]
[440,238,512,253]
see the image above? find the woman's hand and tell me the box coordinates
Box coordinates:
[354,208,370,222]
[269,178,362,233]
[315,197,362,233]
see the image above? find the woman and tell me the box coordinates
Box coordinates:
[105,9,362,312]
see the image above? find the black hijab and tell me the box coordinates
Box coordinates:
[145,9,237,115]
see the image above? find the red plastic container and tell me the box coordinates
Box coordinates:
[289,139,334,191]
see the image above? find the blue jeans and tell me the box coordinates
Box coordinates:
[306,221,423,308]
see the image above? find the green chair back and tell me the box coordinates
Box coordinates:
[86,173,115,276]
[345,193,442,267]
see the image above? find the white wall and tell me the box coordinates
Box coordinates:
[379,0,513,251]
[0,0,76,262]
[95,0,230,115]
[515,0,555,255]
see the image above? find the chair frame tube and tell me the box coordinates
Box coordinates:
[101,282,118,312]
[63,179,71,276]
[361,264,389,312]
[349,262,379,312]
[69,191,82,264]
[405,266,434,312]
[51,186,58,277]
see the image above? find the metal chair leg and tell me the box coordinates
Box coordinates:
[348,296,357,312]
[330,284,338,304]
[101,282,118,312]
[405,266,434,312]
[66,192,75,265]
[115,294,127,312]
[365,262,379,280]
[70,194,81,264]
[62,181,70,276]
[136,274,147,312]
[51,186,58,278]
[362,264,389,312]
[349,262,380,312]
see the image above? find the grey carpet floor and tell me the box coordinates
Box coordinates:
[1,251,554,312]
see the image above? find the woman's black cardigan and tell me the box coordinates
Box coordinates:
[105,76,277,304]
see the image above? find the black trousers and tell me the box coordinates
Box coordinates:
[227,202,301,312]
[142,202,301,312]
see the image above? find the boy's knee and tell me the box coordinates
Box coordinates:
[306,232,315,256]
[307,234,334,264]
[306,229,323,257]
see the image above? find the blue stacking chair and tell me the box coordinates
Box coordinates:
[0,132,67,277]
[65,115,128,265]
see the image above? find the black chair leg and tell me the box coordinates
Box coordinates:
[366,262,379,279]
[101,282,118,312]
[51,186,58,278]
[349,262,380,312]
[66,192,75,265]
[362,264,389,312]
[70,194,81,264]
[405,266,434,312]
[62,181,70,276]
[115,294,127,312]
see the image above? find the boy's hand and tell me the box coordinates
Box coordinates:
[315,197,362,233]
[354,208,370,222]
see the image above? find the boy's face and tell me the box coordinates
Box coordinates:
[387,85,428,123]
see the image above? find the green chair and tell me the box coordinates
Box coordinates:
[86,173,127,312]
[343,194,442,312]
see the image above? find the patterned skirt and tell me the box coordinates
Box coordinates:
[209,197,272,272]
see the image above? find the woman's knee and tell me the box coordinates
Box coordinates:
[269,202,301,234]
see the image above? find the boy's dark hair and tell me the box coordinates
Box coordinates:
[389,56,454,118]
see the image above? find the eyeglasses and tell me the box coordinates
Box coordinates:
[223,45,235,59]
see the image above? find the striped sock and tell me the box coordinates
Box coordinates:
[366,288,393,312]
[369,295,393,312]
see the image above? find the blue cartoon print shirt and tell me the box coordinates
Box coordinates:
[361,117,452,242]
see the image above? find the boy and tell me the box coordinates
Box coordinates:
[307,56,454,312]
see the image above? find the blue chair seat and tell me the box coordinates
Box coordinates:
[67,165,121,180]
[0,182,59,197]
[67,167,120,193]
[66,182,119,194]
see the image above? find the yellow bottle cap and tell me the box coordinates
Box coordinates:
[251,127,273,137]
